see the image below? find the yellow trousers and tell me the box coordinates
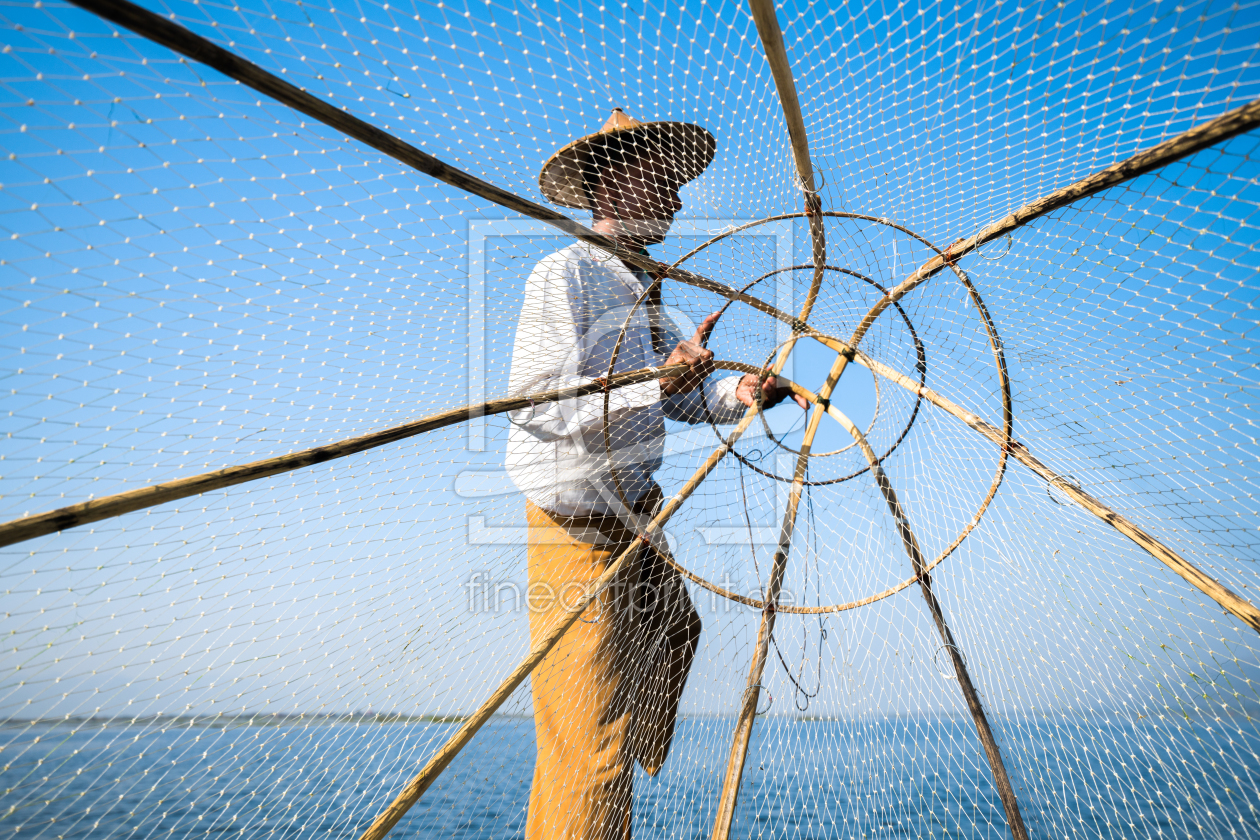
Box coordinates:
[525,492,701,840]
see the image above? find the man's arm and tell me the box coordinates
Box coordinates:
[660,313,809,425]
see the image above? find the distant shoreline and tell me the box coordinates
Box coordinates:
[5,707,1253,729]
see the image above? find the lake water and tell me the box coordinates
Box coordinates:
[3,714,1256,838]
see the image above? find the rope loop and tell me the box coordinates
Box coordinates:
[508,398,536,427]
[795,167,827,197]
[933,644,968,680]
[745,683,774,716]
[978,232,1013,261]
[1047,474,1081,505]
[578,589,603,624]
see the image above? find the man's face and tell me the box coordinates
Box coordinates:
[593,150,686,246]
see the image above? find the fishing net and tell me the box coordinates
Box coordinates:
[2,0,1259,838]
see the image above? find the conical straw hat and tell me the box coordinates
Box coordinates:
[539,108,716,209]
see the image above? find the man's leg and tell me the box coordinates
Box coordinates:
[525,501,642,840]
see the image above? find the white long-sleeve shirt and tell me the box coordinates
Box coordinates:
[506,242,746,516]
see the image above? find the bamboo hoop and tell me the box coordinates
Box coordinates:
[704,264,924,472]
[663,207,1019,626]
[711,191,1017,838]
[679,209,1017,625]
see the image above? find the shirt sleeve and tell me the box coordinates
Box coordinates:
[662,374,748,425]
[507,252,662,443]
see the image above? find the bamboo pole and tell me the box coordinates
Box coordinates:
[822,403,1030,840]
[708,6,838,825]
[747,0,827,321]
[0,364,690,549]
[708,402,821,840]
[8,334,1241,634]
[62,0,814,340]
[710,339,851,840]
[355,407,767,840]
[748,0,818,202]
[62,0,1260,345]
[709,8,836,821]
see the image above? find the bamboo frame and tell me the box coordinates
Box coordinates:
[823,404,1029,840]
[38,3,1260,837]
[354,407,768,840]
[0,363,688,549]
[710,7,833,831]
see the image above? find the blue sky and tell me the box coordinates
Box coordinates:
[1,0,1259,737]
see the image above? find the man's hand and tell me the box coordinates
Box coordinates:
[735,373,810,411]
[660,313,719,396]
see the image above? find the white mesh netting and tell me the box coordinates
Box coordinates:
[2,0,1259,838]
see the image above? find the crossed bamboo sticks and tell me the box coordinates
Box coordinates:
[9,2,1257,839]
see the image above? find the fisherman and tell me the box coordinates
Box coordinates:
[506,109,806,839]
